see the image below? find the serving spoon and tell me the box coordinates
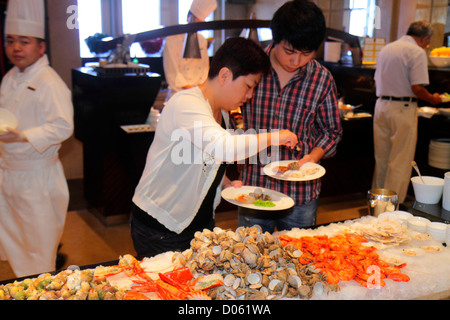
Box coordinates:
[411,161,425,184]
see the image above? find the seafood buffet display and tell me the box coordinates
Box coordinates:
[0,215,448,300]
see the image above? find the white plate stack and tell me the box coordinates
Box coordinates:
[428,138,450,169]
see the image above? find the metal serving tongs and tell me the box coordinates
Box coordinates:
[293,144,301,153]
[282,143,301,154]
[411,161,425,184]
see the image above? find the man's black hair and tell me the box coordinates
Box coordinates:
[270,0,326,53]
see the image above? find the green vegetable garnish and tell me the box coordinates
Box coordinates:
[253,200,276,207]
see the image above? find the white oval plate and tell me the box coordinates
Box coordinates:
[221,186,294,211]
[263,161,326,181]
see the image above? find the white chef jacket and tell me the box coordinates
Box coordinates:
[0,54,74,277]
[163,33,209,99]
[133,87,272,234]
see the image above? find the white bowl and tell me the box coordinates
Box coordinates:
[429,55,450,67]
[0,108,18,134]
[411,176,444,204]
[392,210,413,226]
[407,216,431,232]
[427,222,447,243]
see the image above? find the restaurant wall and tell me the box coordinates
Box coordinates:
[47,0,84,180]
[395,0,447,48]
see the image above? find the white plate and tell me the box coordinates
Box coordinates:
[120,124,156,133]
[221,186,294,211]
[0,108,18,135]
[439,94,450,103]
[344,112,372,119]
[418,107,438,118]
[263,161,326,181]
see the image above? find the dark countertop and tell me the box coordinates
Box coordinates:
[402,200,450,224]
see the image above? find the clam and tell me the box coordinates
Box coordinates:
[268,279,284,292]
[234,226,246,242]
[224,274,236,287]
[291,250,303,258]
[247,290,266,300]
[197,255,215,271]
[313,281,327,296]
[298,285,312,299]
[284,243,298,253]
[171,252,187,267]
[284,243,303,258]
[287,287,299,298]
[219,249,233,262]
[274,268,288,282]
[213,227,225,235]
[308,265,321,274]
[264,232,275,244]
[233,277,242,290]
[242,248,258,267]
[242,235,256,244]
[287,275,302,288]
[246,272,262,286]
[223,261,231,271]
[261,274,270,288]
[258,255,272,268]
[211,245,222,256]
[235,288,248,300]
[179,226,335,300]
[232,243,246,255]
[268,244,281,252]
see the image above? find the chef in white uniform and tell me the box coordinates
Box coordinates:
[163,0,217,100]
[0,0,74,277]
[372,20,441,203]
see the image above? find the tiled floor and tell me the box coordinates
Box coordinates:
[0,191,368,282]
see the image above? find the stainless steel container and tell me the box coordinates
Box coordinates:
[367,188,399,217]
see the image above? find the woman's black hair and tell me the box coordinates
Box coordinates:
[270,0,326,53]
[208,37,271,80]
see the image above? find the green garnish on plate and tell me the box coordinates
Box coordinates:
[253,200,276,207]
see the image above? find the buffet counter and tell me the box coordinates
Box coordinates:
[1,205,448,301]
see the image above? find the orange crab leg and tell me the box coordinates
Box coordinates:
[123,291,151,300]
[160,267,193,284]
[156,280,189,300]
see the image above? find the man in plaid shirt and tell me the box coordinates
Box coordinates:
[238,0,343,232]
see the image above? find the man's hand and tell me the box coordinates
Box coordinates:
[0,128,27,143]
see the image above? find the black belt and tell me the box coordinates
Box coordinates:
[380,96,417,102]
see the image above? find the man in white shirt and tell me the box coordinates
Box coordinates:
[163,0,217,100]
[0,0,73,277]
[373,20,441,203]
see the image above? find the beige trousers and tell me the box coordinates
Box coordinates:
[372,98,418,203]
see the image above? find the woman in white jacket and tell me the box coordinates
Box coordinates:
[131,38,298,258]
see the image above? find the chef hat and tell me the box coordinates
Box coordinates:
[5,0,45,39]
[190,0,217,21]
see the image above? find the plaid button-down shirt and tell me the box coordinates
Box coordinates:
[240,52,342,205]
